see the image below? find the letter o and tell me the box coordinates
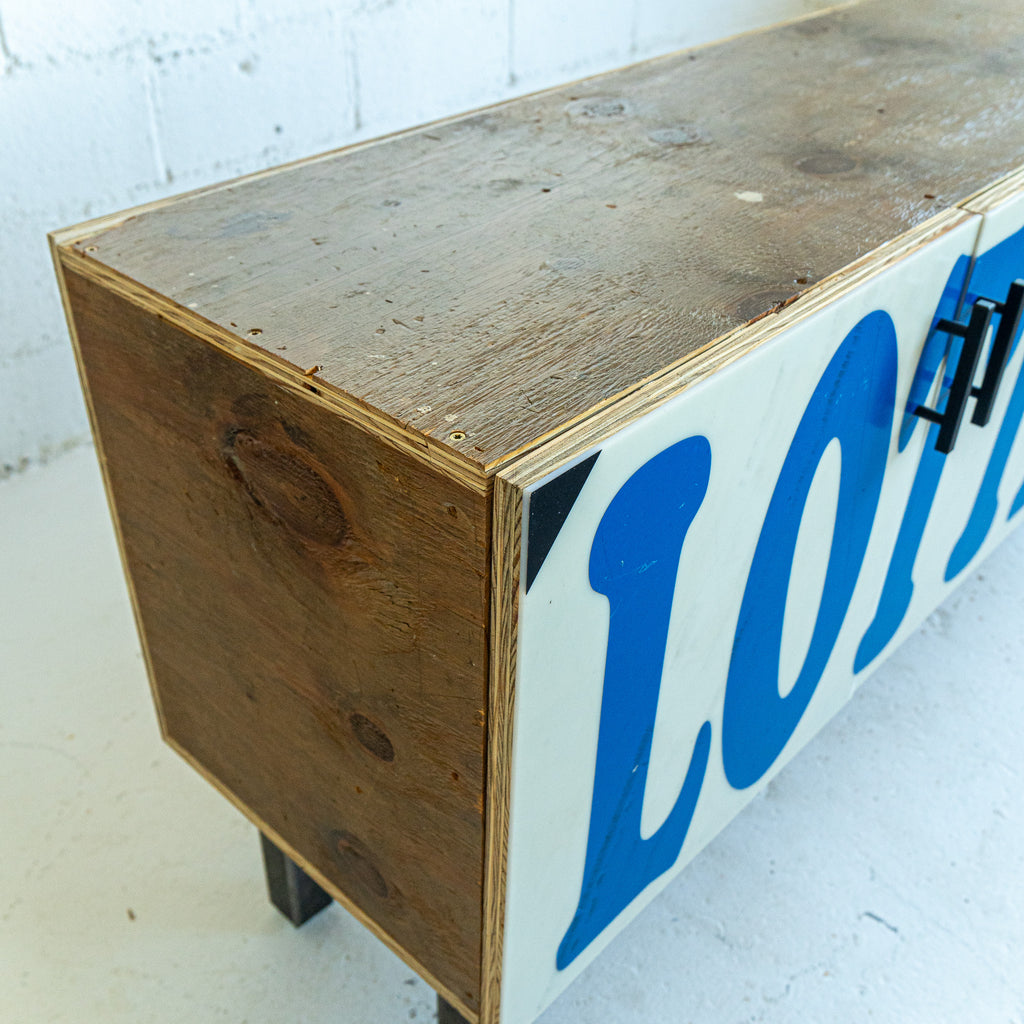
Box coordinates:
[722,310,897,790]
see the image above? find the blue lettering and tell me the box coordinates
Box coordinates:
[557,436,712,971]
[724,311,897,789]
[854,256,973,671]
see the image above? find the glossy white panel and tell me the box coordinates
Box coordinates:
[498,213,1016,1024]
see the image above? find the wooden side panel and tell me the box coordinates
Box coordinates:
[61,264,488,1016]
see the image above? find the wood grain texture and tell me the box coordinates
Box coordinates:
[481,477,522,1024]
[497,206,979,493]
[59,262,488,1017]
[53,247,487,495]
[63,0,1024,469]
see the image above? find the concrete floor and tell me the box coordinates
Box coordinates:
[2,444,1023,1024]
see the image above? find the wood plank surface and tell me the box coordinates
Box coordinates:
[61,0,1024,470]
[60,263,489,1017]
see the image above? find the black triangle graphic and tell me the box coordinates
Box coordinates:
[525,451,601,593]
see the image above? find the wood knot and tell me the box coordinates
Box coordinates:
[566,96,634,120]
[223,429,350,546]
[329,830,390,901]
[796,151,857,175]
[349,712,395,762]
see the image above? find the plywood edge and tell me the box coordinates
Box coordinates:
[496,205,977,491]
[48,235,171,740]
[54,245,489,496]
[158,734,479,1023]
[958,163,1024,214]
[480,476,523,1024]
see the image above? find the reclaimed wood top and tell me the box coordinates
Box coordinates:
[59,0,1024,472]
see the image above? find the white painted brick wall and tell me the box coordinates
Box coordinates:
[0,0,832,476]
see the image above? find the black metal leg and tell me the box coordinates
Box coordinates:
[437,994,471,1024]
[260,832,333,926]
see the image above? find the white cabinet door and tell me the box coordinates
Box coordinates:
[495,196,1024,1024]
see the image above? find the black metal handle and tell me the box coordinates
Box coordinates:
[971,278,1024,426]
[914,298,994,454]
